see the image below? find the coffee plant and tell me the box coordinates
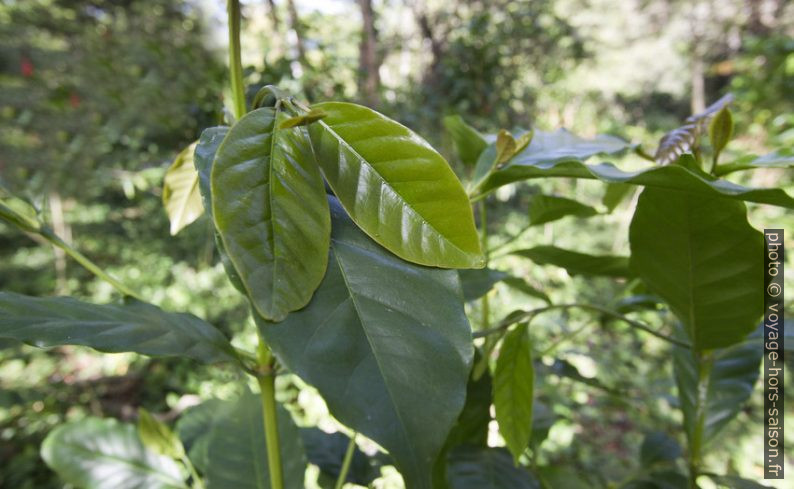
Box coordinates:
[1,2,791,488]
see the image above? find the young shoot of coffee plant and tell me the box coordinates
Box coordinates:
[1,2,792,489]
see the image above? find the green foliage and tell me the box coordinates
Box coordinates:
[445,446,540,488]
[513,246,631,278]
[527,194,598,226]
[137,409,185,460]
[163,143,202,236]
[443,115,488,167]
[493,323,534,462]
[41,417,187,489]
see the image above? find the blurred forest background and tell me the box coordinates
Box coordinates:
[1,0,792,487]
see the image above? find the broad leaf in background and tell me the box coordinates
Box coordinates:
[706,474,775,489]
[630,188,763,350]
[308,102,483,269]
[212,107,330,321]
[493,323,534,462]
[477,156,794,209]
[163,142,202,235]
[41,417,187,489]
[602,183,634,212]
[501,277,551,304]
[508,129,630,168]
[138,409,184,459]
[443,115,488,167]
[639,432,681,466]
[192,126,246,294]
[0,292,237,364]
[674,338,762,446]
[300,429,383,486]
[459,268,509,302]
[527,194,597,226]
[176,399,223,472]
[714,148,794,176]
[260,197,473,489]
[513,246,631,278]
[622,469,689,489]
[446,446,540,489]
[205,392,306,489]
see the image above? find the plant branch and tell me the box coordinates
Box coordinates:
[473,303,691,348]
[257,339,284,489]
[333,432,357,489]
[688,351,714,489]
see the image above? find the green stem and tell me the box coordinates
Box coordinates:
[257,340,284,489]
[688,351,714,489]
[41,229,143,301]
[472,200,491,380]
[333,433,357,489]
[181,453,206,489]
[227,0,246,120]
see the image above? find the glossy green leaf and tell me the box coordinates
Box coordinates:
[443,115,488,167]
[163,142,202,235]
[300,429,382,486]
[477,155,794,209]
[714,148,794,176]
[193,126,246,293]
[308,101,483,268]
[446,446,540,489]
[138,408,184,459]
[260,197,473,489]
[41,417,187,489]
[708,107,733,160]
[630,188,764,350]
[674,338,762,446]
[459,268,509,302]
[639,432,681,466]
[205,391,306,489]
[0,292,237,364]
[513,246,631,278]
[212,106,331,321]
[528,194,597,226]
[493,323,534,463]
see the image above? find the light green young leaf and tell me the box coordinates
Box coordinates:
[41,417,187,489]
[212,106,331,321]
[308,101,483,269]
[629,188,763,350]
[260,197,473,489]
[708,107,733,162]
[138,408,184,459]
[163,142,202,235]
[443,114,488,167]
[0,292,237,364]
[493,323,534,463]
[528,194,598,226]
[513,246,631,278]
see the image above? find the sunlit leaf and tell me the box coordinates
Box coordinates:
[163,142,202,235]
[493,323,534,462]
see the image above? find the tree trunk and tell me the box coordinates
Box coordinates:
[357,0,380,107]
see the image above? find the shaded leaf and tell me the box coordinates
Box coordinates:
[163,142,202,235]
[446,446,540,489]
[309,101,483,268]
[138,408,184,459]
[0,292,237,364]
[501,277,551,304]
[513,246,631,278]
[639,432,681,466]
[212,106,331,321]
[459,268,510,302]
[629,188,763,350]
[41,417,186,489]
[622,469,689,489]
[205,391,306,489]
[443,115,488,167]
[300,428,382,485]
[176,399,224,472]
[260,197,473,489]
[527,194,597,226]
[602,183,634,212]
[477,155,794,209]
[493,323,534,462]
[536,466,590,489]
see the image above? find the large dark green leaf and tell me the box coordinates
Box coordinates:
[674,338,762,446]
[212,107,330,321]
[444,115,488,167]
[260,197,473,489]
[0,292,236,364]
[478,156,794,209]
[513,246,631,278]
[308,101,483,269]
[446,446,540,489]
[205,392,306,489]
[300,428,382,486]
[493,323,534,462]
[176,399,224,472]
[527,194,597,226]
[41,417,187,489]
[163,142,202,235]
[459,268,509,302]
[639,432,681,466]
[630,188,763,350]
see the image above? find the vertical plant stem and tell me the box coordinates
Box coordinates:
[257,340,284,489]
[227,0,246,120]
[688,351,714,489]
[333,433,357,489]
[472,200,492,380]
